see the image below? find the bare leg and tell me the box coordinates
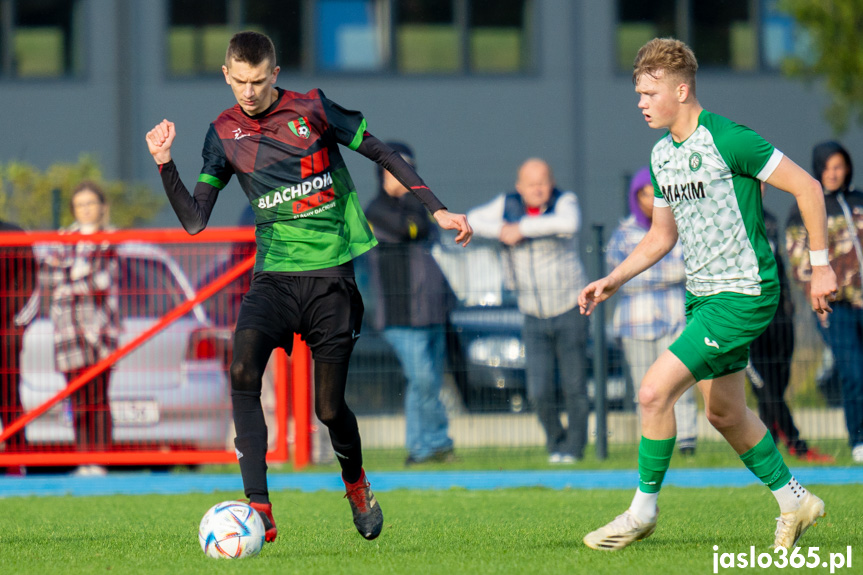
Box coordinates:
[697,370,768,454]
[638,350,697,440]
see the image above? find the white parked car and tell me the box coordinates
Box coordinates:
[18,242,232,449]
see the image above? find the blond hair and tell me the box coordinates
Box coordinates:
[633,38,698,95]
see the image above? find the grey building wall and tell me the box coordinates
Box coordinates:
[2,0,862,265]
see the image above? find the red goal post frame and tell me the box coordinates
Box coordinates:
[0,228,314,469]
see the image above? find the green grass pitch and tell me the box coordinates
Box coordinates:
[2,483,860,575]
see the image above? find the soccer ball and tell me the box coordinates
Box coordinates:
[198,500,266,559]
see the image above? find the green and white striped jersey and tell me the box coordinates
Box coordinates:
[650,110,783,297]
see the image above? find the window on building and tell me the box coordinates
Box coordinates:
[168,0,532,76]
[616,0,676,71]
[316,0,386,72]
[616,0,810,73]
[168,0,229,76]
[0,0,84,78]
[243,0,303,70]
[393,0,532,74]
[760,0,813,69]
[692,0,754,71]
[168,0,302,76]
[396,0,459,74]
[469,0,532,73]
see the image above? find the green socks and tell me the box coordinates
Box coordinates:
[638,436,676,493]
[637,432,792,500]
[740,431,793,490]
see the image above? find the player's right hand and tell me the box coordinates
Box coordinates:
[146,119,176,165]
[578,276,620,316]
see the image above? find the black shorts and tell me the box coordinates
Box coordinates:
[235,273,364,363]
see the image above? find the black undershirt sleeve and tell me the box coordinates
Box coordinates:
[158,160,221,235]
[355,134,447,215]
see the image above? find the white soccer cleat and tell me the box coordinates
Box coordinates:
[583,509,657,551]
[772,492,825,550]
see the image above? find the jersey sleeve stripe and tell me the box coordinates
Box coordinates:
[197,173,227,189]
[348,119,368,151]
[654,196,669,208]
[756,148,784,181]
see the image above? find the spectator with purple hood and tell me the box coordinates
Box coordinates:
[607,167,698,455]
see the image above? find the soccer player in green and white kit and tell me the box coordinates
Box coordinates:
[578,38,839,551]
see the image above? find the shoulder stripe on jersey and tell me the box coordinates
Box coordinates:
[198,173,227,190]
[348,119,367,151]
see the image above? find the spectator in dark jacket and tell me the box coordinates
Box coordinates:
[0,220,37,474]
[364,142,456,465]
[749,185,833,463]
[786,141,863,463]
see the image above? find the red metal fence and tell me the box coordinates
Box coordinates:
[0,228,313,469]
[0,229,850,469]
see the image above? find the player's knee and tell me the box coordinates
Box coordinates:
[315,401,341,427]
[704,407,740,431]
[229,359,264,392]
[638,383,663,412]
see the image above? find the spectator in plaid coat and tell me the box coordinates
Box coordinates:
[41,181,120,476]
[607,167,698,455]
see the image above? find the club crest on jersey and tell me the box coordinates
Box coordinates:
[688,152,702,172]
[289,117,311,139]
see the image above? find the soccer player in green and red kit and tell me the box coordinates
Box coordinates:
[146,31,471,543]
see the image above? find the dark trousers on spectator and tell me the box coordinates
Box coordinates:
[65,367,113,451]
[749,312,807,452]
[818,302,863,448]
[523,306,589,459]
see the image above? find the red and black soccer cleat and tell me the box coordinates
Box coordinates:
[343,469,384,540]
[793,447,836,464]
[249,501,278,542]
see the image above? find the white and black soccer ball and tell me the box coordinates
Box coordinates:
[198,500,266,559]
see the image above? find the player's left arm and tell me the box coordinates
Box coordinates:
[320,93,472,245]
[355,134,472,246]
[765,155,838,314]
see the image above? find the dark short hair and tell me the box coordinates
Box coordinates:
[70,180,107,213]
[225,31,277,69]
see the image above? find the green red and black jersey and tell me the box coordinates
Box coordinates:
[200,88,377,272]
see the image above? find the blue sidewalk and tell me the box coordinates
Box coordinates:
[1,467,862,498]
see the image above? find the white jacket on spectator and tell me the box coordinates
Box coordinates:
[467,189,586,319]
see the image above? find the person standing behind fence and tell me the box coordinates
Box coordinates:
[786,141,863,463]
[40,182,120,477]
[0,219,37,475]
[748,186,834,464]
[468,158,589,464]
[364,142,456,466]
[607,167,697,456]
